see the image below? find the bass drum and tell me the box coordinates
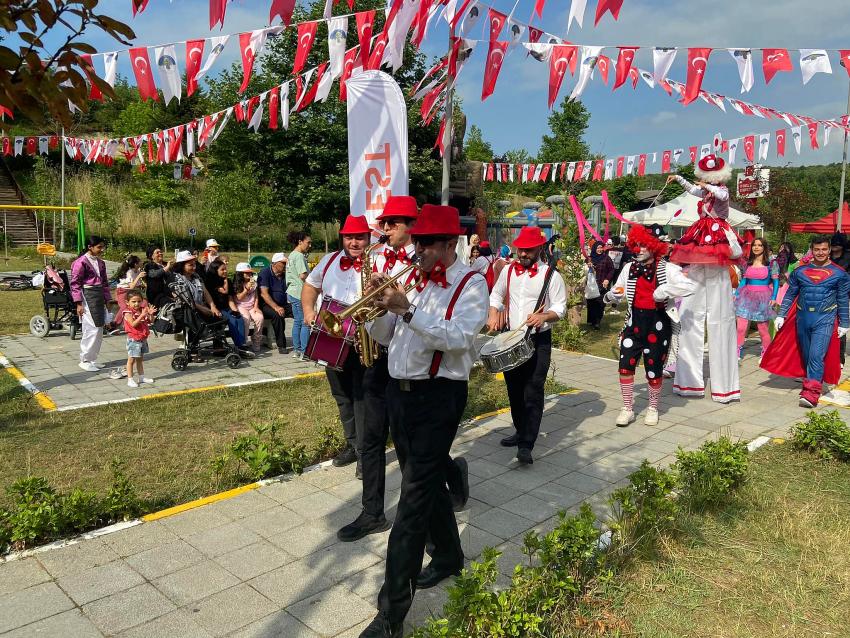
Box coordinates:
[479,330,534,373]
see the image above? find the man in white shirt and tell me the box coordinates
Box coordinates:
[359,204,488,638]
[486,226,567,465]
[302,214,371,472]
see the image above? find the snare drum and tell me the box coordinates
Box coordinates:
[305,297,355,371]
[479,330,534,373]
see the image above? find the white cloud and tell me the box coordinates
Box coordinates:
[650,110,676,125]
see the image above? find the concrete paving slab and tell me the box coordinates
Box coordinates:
[184,583,278,637]
[82,583,175,635]
[0,558,52,596]
[285,585,374,637]
[0,582,76,633]
[56,559,145,606]
[153,560,241,606]
[2,609,103,638]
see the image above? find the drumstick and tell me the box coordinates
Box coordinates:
[499,302,546,339]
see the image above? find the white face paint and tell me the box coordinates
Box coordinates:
[634,246,652,262]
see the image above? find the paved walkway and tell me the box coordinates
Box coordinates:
[0,349,836,637]
[0,332,318,411]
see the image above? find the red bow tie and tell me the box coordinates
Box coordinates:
[383,248,411,271]
[514,262,539,277]
[415,262,448,291]
[339,255,363,272]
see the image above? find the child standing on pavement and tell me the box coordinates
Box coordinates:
[233,263,265,353]
[123,289,156,388]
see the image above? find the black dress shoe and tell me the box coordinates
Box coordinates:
[359,612,403,638]
[332,446,357,467]
[500,433,519,447]
[337,511,391,542]
[449,457,469,512]
[517,448,534,465]
[417,563,462,589]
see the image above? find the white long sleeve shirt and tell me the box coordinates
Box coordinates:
[489,261,567,332]
[304,251,361,307]
[674,175,730,219]
[369,259,489,381]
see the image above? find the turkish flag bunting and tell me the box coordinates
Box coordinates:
[683,48,711,105]
[486,163,494,180]
[449,0,473,28]
[593,160,604,181]
[596,55,610,84]
[482,41,508,101]
[129,48,158,101]
[595,0,624,25]
[540,164,551,181]
[534,0,547,18]
[368,31,388,71]
[294,22,318,75]
[49,135,58,148]
[574,161,585,180]
[560,162,567,180]
[340,47,360,101]
[80,54,103,101]
[25,137,36,155]
[526,164,535,182]
[775,129,786,157]
[637,154,647,176]
[356,11,375,70]
[488,8,507,41]
[268,86,280,129]
[269,0,296,26]
[807,122,819,149]
[210,0,227,29]
[841,51,850,76]
[762,48,792,84]
[234,101,246,122]
[411,0,434,48]
[297,63,328,112]
[528,27,543,44]
[549,45,577,108]
[688,146,698,164]
[186,40,205,97]
[501,164,508,182]
[132,0,150,16]
[616,156,624,177]
[613,47,637,90]
[661,150,671,173]
[628,67,639,89]
[1,138,9,156]
[239,33,258,92]
[420,82,444,122]
[743,135,755,161]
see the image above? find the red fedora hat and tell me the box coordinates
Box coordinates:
[376,195,419,221]
[410,204,464,236]
[339,214,372,236]
[512,226,547,249]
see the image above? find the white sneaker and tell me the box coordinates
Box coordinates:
[127,378,139,388]
[615,409,635,427]
[92,362,105,369]
[139,376,154,384]
[79,361,99,372]
[644,407,659,426]
[109,368,127,380]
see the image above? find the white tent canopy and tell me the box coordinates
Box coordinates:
[622,192,762,230]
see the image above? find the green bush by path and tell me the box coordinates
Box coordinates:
[791,410,850,462]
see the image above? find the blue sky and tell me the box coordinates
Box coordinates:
[18,0,850,166]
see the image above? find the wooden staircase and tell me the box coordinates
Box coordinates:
[0,158,40,246]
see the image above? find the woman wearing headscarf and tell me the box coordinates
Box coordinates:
[586,241,614,329]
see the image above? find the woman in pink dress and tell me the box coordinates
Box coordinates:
[734,238,779,361]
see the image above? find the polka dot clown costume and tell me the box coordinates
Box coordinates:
[605,225,696,427]
[667,155,744,404]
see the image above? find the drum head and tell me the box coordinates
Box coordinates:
[480,330,527,355]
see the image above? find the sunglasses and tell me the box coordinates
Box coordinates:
[414,236,451,248]
[381,218,407,228]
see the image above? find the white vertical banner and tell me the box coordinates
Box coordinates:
[346,71,409,226]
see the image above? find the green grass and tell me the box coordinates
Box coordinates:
[0,290,42,336]
[581,310,622,360]
[608,443,850,638]
[0,365,570,513]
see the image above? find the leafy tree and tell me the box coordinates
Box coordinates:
[537,97,590,163]
[757,171,816,242]
[129,167,189,252]
[464,125,494,162]
[203,164,276,254]
[1,0,135,126]
[87,178,120,244]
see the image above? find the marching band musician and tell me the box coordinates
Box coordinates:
[302,214,372,474]
[486,226,567,465]
[359,204,488,638]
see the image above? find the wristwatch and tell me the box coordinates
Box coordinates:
[402,304,416,324]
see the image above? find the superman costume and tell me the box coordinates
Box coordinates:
[760,260,849,406]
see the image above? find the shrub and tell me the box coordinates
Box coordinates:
[103,459,141,521]
[552,321,587,352]
[791,410,850,462]
[312,421,347,460]
[217,422,311,482]
[59,489,103,532]
[4,477,61,547]
[608,461,678,558]
[674,437,749,508]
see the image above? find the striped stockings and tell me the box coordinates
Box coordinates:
[619,374,634,411]
[648,377,663,410]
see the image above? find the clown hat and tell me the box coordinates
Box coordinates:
[512,226,547,249]
[339,214,372,236]
[410,204,464,236]
[695,154,732,184]
[377,196,418,221]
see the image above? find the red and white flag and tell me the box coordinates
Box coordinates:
[294,21,318,75]
[762,48,792,84]
[534,0,547,18]
[613,47,637,90]
[356,11,375,69]
[186,40,205,97]
[574,161,586,180]
[570,46,603,100]
[482,41,508,101]
[528,26,543,44]
[683,47,711,105]
[268,86,280,129]
[841,50,850,76]
[807,122,819,149]
[79,54,103,101]
[488,8,506,41]
[775,129,786,157]
[637,154,647,176]
[269,0,296,25]
[239,30,268,93]
[340,47,361,101]
[615,156,624,177]
[628,67,639,89]
[129,47,158,101]
[661,150,671,173]
[688,146,697,164]
[548,45,576,108]
[596,55,610,84]
[594,0,624,25]
[743,135,755,161]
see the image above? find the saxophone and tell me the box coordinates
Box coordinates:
[355,237,387,367]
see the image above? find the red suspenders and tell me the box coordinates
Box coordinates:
[427,271,479,378]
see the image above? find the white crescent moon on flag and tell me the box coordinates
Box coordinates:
[489,48,504,69]
[301,33,313,47]
[360,23,371,37]
[133,56,148,75]
[555,57,568,76]
[767,53,784,63]
[189,47,203,63]
[692,57,708,67]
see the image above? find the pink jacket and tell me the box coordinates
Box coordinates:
[70,254,111,304]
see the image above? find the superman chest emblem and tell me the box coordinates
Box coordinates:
[802,267,836,284]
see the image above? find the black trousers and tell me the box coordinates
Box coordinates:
[586,296,605,327]
[360,356,465,519]
[504,330,552,451]
[261,304,287,347]
[325,349,366,453]
[378,377,467,624]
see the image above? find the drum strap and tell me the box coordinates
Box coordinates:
[523,265,557,339]
[321,251,343,280]
[428,271,479,379]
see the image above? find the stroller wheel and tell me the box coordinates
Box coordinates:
[225,353,241,369]
[29,315,50,337]
[171,351,190,371]
[69,321,78,340]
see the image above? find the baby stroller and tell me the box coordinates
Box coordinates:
[161,277,242,371]
[29,265,81,339]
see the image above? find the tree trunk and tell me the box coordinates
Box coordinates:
[566,283,583,326]
[323,224,329,253]
[159,207,167,253]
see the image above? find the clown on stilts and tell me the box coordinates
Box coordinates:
[666,155,744,404]
[605,224,696,426]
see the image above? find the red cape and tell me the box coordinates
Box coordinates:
[759,302,842,384]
